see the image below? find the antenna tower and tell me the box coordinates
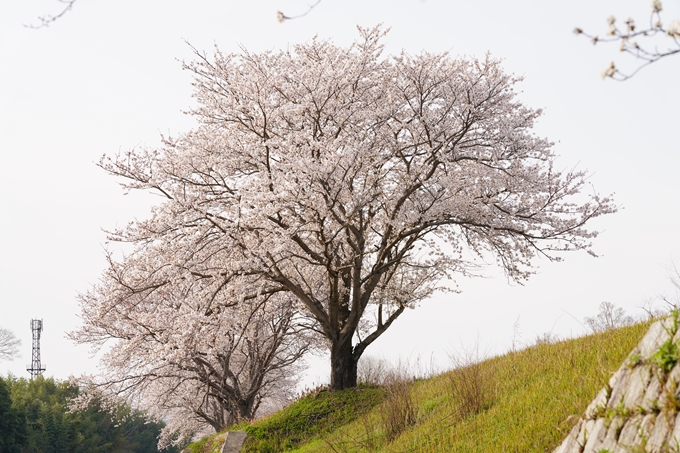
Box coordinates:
[27,319,46,379]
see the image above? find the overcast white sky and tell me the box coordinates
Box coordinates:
[1,0,679,384]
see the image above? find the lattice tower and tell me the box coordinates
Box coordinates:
[27,319,45,379]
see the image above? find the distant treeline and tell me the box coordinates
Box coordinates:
[0,375,180,453]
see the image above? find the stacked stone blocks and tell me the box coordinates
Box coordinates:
[554,314,680,453]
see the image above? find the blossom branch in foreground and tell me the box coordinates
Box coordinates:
[25,0,77,28]
[574,0,680,80]
[277,0,322,23]
[29,0,322,28]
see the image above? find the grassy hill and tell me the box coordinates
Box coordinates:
[187,321,653,453]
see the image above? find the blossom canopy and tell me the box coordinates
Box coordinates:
[88,26,616,391]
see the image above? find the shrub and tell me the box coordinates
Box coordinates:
[448,346,496,419]
[380,370,417,442]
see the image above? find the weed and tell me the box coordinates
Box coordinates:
[664,438,680,453]
[614,400,633,417]
[663,379,680,412]
[669,309,680,336]
[591,402,608,419]
[652,339,680,374]
[628,353,643,369]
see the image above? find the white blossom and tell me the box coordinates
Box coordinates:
[82,26,616,396]
[601,61,617,79]
[667,20,680,37]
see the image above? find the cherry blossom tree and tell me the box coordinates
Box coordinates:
[72,252,311,445]
[575,0,680,80]
[88,26,616,391]
[0,327,21,362]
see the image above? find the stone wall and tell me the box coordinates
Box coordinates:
[554,316,680,453]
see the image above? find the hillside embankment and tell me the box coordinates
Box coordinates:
[187,320,663,452]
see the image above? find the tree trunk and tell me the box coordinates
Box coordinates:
[330,335,358,391]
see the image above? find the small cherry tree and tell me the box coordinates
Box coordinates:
[72,253,311,445]
[584,301,635,333]
[88,27,616,391]
[0,327,21,362]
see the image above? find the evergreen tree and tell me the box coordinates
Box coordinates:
[0,377,27,453]
[5,375,180,453]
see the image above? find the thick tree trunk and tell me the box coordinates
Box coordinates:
[330,335,358,391]
[237,399,253,422]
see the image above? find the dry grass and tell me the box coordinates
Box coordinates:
[380,374,417,442]
[447,346,496,420]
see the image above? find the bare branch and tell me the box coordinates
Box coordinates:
[276,0,322,23]
[26,0,77,29]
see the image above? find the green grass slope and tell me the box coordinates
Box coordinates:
[188,321,653,453]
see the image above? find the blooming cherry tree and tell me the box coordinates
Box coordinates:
[72,252,311,445]
[87,26,616,392]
